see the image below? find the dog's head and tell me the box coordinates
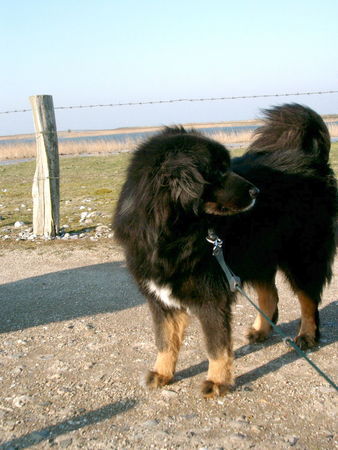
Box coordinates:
[153,128,259,217]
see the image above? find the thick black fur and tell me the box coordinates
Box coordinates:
[113,104,337,395]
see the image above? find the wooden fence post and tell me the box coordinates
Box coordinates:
[29,95,60,238]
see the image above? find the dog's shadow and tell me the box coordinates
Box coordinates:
[175,301,337,388]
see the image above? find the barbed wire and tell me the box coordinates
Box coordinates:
[1,90,337,115]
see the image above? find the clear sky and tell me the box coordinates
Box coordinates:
[1,0,337,135]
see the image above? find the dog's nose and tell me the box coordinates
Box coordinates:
[249,187,260,199]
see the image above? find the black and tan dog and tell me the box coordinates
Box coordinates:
[113,104,337,398]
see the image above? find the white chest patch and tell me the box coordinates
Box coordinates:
[146,280,182,309]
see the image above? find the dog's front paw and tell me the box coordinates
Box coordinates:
[145,370,172,389]
[201,380,232,398]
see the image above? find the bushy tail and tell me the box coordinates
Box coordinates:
[248,104,331,162]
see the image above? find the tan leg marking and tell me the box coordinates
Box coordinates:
[202,350,234,398]
[146,310,188,388]
[295,292,318,349]
[247,282,279,343]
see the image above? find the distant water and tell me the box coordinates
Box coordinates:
[1,158,34,166]
[1,122,337,146]
[0,124,259,147]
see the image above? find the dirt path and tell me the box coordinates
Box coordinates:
[0,242,337,449]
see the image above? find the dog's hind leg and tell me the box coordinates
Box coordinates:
[294,291,319,349]
[197,301,234,398]
[281,254,330,349]
[146,301,188,388]
[280,273,322,350]
[280,223,335,349]
[247,281,279,344]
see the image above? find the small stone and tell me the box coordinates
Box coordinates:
[12,366,24,375]
[59,438,73,448]
[10,353,25,359]
[186,431,196,437]
[80,212,89,221]
[48,373,61,380]
[161,389,178,399]
[39,354,54,360]
[30,430,50,443]
[228,419,250,430]
[13,395,30,407]
[143,419,159,427]
[285,436,299,446]
[39,401,52,407]
[96,225,110,233]
[85,362,96,369]
[229,432,248,442]
[3,420,16,431]
[14,221,25,228]
[181,413,197,420]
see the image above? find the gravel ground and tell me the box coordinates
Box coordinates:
[0,242,337,449]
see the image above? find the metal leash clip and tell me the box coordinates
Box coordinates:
[283,337,293,348]
[206,230,223,255]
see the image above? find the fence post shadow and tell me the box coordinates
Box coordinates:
[0,261,145,333]
[1,398,137,449]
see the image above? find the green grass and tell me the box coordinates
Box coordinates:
[330,141,338,173]
[59,154,130,231]
[0,153,131,234]
[0,143,337,237]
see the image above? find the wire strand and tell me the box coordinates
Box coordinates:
[1,90,337,115]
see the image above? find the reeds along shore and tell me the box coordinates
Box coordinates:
[0,124,337,161]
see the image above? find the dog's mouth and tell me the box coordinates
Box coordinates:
[204,198,256,216]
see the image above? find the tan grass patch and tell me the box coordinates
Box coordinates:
[0,121,337,161]
[327,123,338,138]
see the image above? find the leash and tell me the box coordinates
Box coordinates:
[206,229,338,392]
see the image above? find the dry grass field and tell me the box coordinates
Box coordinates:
[0,127,256,161]
[1,121,336,162]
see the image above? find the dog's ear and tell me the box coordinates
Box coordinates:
[157,156,206,213]
[169,167,205,213]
